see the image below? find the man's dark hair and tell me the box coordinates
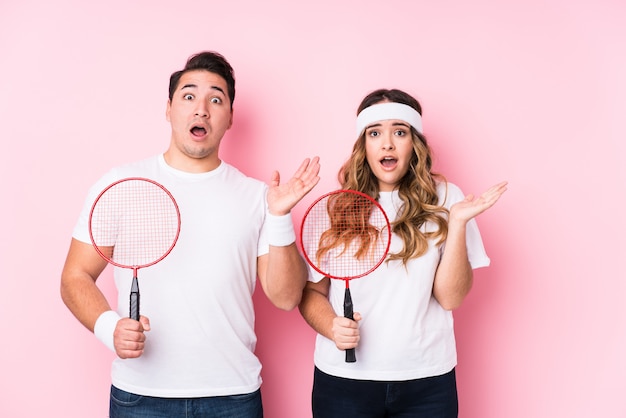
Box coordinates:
[168,51,236,109]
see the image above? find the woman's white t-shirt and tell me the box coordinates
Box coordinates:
[309,182,490,381]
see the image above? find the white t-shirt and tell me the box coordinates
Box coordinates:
[73,154,270,397]
[309,182,490,381]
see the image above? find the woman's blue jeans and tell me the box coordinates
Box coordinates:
[312,367,458,418]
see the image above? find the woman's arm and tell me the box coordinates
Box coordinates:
[298,278,361,350]
[433,181,508,310]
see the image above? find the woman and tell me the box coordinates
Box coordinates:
[299,88,507,417]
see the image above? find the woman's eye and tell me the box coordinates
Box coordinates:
[394,130,407,137]
[369,131,380,137]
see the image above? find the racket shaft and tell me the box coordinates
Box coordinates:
[344,288,356,363]
[130,275,140,321]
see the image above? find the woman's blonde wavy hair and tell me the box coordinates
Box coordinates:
[338,89,449,265]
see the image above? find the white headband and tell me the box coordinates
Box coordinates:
[356,102,423,136]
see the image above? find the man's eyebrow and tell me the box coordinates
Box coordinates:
[210,86,226,95]
[179,84,226,95]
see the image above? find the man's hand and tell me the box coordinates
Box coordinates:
[113,316,151,359]
[267,157,321,215]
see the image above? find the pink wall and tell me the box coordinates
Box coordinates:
[1,0,625,417]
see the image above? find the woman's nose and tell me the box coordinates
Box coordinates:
[382,135,394,150]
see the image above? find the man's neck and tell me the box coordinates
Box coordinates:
[162,150,222,173]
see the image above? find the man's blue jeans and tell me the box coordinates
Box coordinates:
[109,385,263,418]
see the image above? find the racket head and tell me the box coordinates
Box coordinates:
[88,177,181,269]
[300,189,391,281]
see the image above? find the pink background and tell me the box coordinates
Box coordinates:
[1,0,625,417]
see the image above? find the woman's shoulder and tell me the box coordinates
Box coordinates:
[435,180,464,206]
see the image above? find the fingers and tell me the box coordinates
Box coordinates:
[450,181,507,223]
[292,158,311,179]
[296,156,321,191]
[268,157,320,191]
[480,181,508,206]
[113,317,149,359]
[295,156,320,177]
[332,314,361,350]
[484,181,507,195]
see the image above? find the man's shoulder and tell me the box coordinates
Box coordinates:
[221,162,266,188]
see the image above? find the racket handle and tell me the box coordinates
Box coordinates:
[130,276,140,321]
[343,288,356,363]
[345,347,356,363]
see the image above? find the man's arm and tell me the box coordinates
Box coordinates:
[60,238,150,358]
[60,238,112,331]
[257,157,321,310]
[257,246,308,310]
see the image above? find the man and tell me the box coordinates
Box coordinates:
[61,51,320,417]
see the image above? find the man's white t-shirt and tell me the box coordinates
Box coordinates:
[73,154,270,397]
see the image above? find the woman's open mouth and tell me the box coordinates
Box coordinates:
[380,157,397,168]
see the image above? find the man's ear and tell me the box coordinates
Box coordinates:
[165,100,172,122]
[228,108,234,129]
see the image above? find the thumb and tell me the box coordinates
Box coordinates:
[139,316,151,332]
[353,312,362,323]
[270,170,280,187]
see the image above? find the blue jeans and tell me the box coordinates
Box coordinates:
[312,367,458,418]
[109,386,263,418]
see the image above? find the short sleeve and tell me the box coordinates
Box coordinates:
[439,182,491,269]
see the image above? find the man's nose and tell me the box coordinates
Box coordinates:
[195,101,209,117]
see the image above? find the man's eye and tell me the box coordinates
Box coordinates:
[210,97,222,104]
[183,94,194,100]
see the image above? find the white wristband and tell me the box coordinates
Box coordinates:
[94,310,121,353]
[266,212,296,246]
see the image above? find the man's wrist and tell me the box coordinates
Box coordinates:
[94,310,121,353]
[266,212,296,246]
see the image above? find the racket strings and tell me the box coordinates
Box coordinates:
[90,180,179,267]
[302,192,389,279]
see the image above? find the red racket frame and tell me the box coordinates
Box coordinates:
[300,189,391,362]
[88,177,181,320]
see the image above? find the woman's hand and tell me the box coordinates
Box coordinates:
[449,181,508,224]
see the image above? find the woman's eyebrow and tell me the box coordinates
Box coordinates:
[366,121,410,129]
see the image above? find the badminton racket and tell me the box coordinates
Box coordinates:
[300,190,391,362]
[89,177,181,321]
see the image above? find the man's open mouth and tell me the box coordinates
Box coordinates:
[190,126,207,137]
